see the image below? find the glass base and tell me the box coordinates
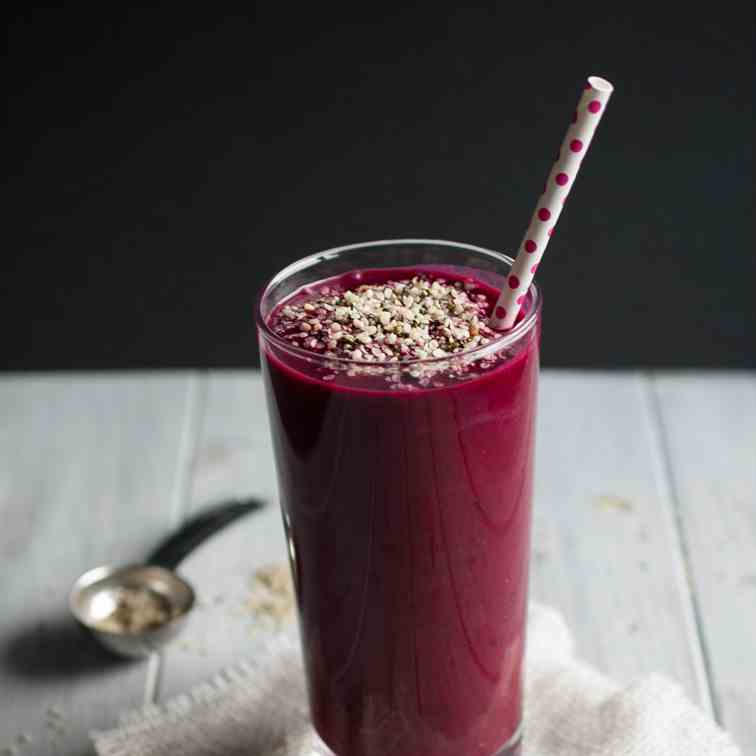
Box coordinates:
[490,722,523,756]
[312,722,523,756]
[493,743,522,756]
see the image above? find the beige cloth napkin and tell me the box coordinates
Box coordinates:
[91,603,740,756]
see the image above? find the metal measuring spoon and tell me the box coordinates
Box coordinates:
[69,498,264,658]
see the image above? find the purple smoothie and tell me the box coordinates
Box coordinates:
[260,267,539,756]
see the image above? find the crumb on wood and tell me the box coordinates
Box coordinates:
[245,563,295,627]
[45,707,68,736]
[595,495,633,513]
[176,639,208,656]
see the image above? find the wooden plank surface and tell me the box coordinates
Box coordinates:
[652,373,756,752]
[0,374,199,755]
[3,371,752,754]
[530,371,712,709]
[157,372,290,700]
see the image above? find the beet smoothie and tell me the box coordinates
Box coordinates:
[259,258,539,756]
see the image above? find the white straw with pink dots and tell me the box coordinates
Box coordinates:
[489,75,614,330]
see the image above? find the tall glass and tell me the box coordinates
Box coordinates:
[257,240,541,756]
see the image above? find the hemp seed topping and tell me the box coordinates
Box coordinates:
[92,586,179,634]
[271,274,498,363]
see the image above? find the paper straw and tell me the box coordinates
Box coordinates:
[489,75,614,330]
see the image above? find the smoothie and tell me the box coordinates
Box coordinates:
[260,265,539,756]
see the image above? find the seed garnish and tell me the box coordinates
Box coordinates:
[272,275,498,362]
[269,274,526,388]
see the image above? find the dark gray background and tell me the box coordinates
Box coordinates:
[3,4,754,370]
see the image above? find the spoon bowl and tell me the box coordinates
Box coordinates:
[69,498,263,659]
[70,564,195,658]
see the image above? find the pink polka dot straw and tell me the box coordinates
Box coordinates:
[489,75,614,330]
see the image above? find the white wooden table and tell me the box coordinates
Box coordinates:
[1,371,754,755]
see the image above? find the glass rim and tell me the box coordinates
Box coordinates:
[256,238,541,367]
